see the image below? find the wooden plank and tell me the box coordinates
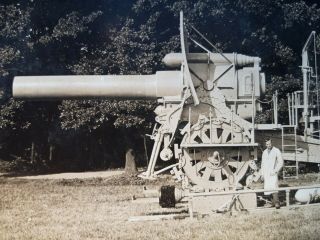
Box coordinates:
[189,184,320,197]
[128,214,189,222]
[132,197,159,204]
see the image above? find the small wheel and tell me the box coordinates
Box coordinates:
[181,148,251,190]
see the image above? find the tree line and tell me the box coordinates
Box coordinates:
[0,0,319,172]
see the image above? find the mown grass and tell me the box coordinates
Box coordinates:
[0,174,320,240]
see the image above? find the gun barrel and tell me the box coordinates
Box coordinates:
[13,71,182,100]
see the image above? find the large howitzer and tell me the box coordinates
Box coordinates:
[13,12,266,192]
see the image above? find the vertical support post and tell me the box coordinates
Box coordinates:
[286,190,290,207]
[295,92,298,128]
[251,73,255,144]
[288,94,292,125]
[292,93,295,126]
[313,32,320,131]
[274,90,278,125]
[210,107,212,143]
[294,126,299,179]
[303,68,309,139]
[281,127,284,153]
[188,197,194,219]
[188,107,191,143]
[207,52,210,81]
[301,32,315,139]
[282,126,286,180]
[231,110,234,144]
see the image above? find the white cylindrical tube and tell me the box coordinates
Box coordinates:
[13,71,183,100]
[295,188,320,203]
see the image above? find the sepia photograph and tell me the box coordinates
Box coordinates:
[1,0,320,239]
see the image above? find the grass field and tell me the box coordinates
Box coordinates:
[1,174,320,240]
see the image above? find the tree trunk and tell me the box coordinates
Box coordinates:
[49,145,54,162]
[31,142,35,164]
[125,149,137,175]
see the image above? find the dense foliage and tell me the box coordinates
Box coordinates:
[0,0,319,172]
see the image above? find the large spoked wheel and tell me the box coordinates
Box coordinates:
[180,148,250,190]
[183,117,250,145]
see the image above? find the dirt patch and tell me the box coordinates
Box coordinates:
[53,173,178,187]
[4,170,125,180]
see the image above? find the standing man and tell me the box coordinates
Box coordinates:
[260,138,284,209]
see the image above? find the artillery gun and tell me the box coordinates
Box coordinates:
[13,12,320,212]
[13,12,264,192]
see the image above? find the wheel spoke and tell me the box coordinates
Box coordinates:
[222,165,233,176]
[194,161,206,174]
[221,129,231,142]
[213,169,222,182]
[228,161,243,172]
[222,165,234,184]
[211,128,218,143]
[202,166,212,180]
[229,160,247,175]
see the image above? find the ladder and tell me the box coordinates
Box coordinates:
[281,125,298,179]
